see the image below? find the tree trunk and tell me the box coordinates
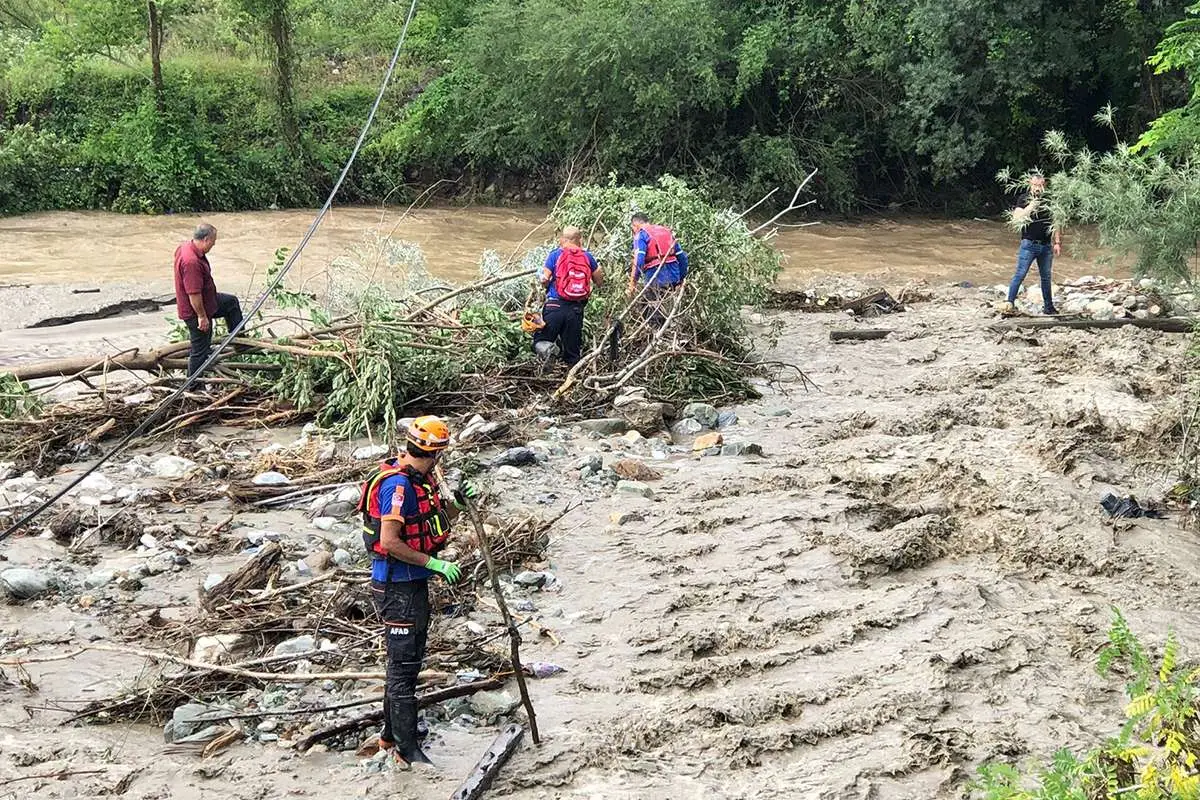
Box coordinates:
[147,1,165,113]
[266,0,300,150]
[989,316,1195,334]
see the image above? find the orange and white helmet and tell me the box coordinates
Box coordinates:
[406,415,451,453]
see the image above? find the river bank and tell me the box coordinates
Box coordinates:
[0,278,1194,799]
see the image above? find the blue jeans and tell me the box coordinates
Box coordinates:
[1007,240,1055,310]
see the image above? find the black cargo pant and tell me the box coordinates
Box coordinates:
[184,292,244,377]
[371,578,430,756]
[532,299,586,365]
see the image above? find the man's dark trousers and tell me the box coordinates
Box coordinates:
[184,292,243,377]
[533,299,586,365]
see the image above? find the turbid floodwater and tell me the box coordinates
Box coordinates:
[0,206,1111,292]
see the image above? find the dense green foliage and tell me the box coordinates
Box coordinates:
[0,0,1192,214]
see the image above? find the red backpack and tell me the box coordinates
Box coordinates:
[555,247,593,301]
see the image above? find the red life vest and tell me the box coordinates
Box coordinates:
[641,224,678,272]
[554,247,593,301]
[357,460,450,561]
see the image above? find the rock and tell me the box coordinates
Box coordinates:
[336,485,361,504]
[0,568,50,600]
[84,569,116,589]
[716,411,739,429]
[252,471,291,486]
[1124,295,1140,311]
[320,500,356,520]
[764,407,792,417]
[1061,296,1090,315]
[304,550,334,574]
[0,462,15,482]
[352,444,389,461]
[151,455,197,479]
[693,432,724,451]
[76,473,114,494]
[489,447,539,468]
[609,510,644,525]
[257,719,279,733]
[618,400,668,435]
[1139,278,1155,290]
[312,516,339,531]
[139,533,159,550]
[577,418,629,436]
[681,402,719,429]
[468,690,520,720]
[615,480,655,500]
[193,633,244,664]
[622,430,644,445]
[1133,309,1151,320]
[1085,299,1116,321]
[671,419,704,438]
[164,703,224,743]
[203,574,226,592]
[1149,305,1162,317]
[610,459,662,482]
[721,442,764,457]
[575,455,603,473]
[612,388,649,407]
[332,548,354,567]
[513,571,548,587]
[496,465,525,479]
[273,635,317,657]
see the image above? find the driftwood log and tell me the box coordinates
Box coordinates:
[830,329,893,342]
[200,541,283,610]
[989,316,1195,334]
[450,723,525,800]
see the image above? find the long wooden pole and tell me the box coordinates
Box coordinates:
[461,498,541,744]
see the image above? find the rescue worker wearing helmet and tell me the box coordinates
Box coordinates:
[532,226,602,367]
[358,415,471,767]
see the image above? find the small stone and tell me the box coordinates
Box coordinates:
[257,719,279,733]
[575,455,603,474]
[304,550,334,573]
[609,510,644,525]
[1149,305,1162,317]
[721,442,764,457]
[1124,295,1139,310]
[164,703,222,743]
[489,447,539,468]
[577,418,629,436]
[716,411,739,429]
[312,517,339,531]
[671,419,704,438]
[1085,299,1116,321]
[513,571,547,587]
[468,690,520,720]
[84,569,116,589]
[1139,278,1155,290]
[765,407,792,417]
[466,621,486,635]
[151,455,197,479]
[320,500,356,519]
[681,403,719,429]
[193,633,243,664]
[252,471,291,486]
[610,459,662,482]
[76,473,114,494]
[693,432,724,451]
[352,444,389,461]
[622,430,644,444]
[333,548,353,566]
[139,533,159,550]
[203,574,226,592]
[615,480,655,499]
[0,568,50,600]
[1133,309,1150,320]
[258,733,280,743]
[496,465,524,479]
[273,635,317,657]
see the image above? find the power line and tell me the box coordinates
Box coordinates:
[0,0,421,543]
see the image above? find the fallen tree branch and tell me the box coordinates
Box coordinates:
[989,316,1195,334]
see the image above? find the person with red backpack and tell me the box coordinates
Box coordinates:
[533,226,603,366]
[358,415,473,768]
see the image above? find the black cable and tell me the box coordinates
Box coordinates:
[0,0,420,543]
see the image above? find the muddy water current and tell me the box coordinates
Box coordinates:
[0,206,1112,290]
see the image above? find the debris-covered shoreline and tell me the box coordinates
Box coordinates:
[3,275,1200,799]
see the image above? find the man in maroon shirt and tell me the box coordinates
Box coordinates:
[174,223,243,377]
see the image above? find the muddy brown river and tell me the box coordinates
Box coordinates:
[0,206,1109,290]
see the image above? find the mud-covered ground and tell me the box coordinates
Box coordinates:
[2,283,1198,800]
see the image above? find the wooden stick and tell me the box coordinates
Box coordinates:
[81,643,386,683]
[450,723,525,800]
[989,316,1194,334]
[0,768,107,786]
[461,498,540,744]
[830,329,893,341]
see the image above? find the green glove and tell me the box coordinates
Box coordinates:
[426,557,461,584]
[452,481,478,510]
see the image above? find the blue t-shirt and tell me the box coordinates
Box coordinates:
[634,229,689,286]
[371,472,435,582]
[542,247,598,301]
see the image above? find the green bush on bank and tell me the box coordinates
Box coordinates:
[0,60,404,215]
